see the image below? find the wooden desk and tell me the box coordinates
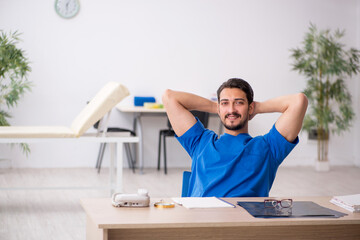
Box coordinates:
[81,196,360,240]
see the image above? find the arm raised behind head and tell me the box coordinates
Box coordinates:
[250,93,308,142]
[162,89,218,137]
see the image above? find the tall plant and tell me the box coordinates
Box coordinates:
[290,24,360,162]
[0,30,32,154]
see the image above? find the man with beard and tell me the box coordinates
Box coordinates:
[162,78,308,197]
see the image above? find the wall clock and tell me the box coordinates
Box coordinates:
[55,0,80,19]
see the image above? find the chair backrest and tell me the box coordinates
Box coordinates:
[191,110,209,128]
[70,82,129,137]
[167,110,210,129]
[181,171,191,197]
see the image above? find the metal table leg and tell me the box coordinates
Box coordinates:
[133,113,144,174]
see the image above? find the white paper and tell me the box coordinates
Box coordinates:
[330,194,360,213]
[171,197,235,209]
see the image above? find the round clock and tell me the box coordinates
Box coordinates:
[55,0,80,19]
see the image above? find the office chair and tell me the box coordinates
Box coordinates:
[93,120,137,173]
[157,111,209,174]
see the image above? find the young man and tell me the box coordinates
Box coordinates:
[162,78,308,197]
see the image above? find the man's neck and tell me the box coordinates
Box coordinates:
[224,126,249,136]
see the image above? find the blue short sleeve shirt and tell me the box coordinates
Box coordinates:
[176,120,299,197]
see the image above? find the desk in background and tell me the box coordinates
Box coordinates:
[81,196,360,240]
[117,105,222,173]
[116,105,167,174]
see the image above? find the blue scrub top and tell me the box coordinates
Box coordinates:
[176,119,298,197]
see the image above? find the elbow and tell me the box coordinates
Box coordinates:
[295,93,308,113]
[298,92,308,108]
[162,89,173,107]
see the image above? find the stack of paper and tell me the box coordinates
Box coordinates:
[171,197,235,209]
[330,194,360,213]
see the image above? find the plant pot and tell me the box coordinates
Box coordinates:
[315,161,330,172]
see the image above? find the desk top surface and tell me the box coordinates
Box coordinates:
[116,105,219,116]
[116,105,167,113]
[81,197,360,229]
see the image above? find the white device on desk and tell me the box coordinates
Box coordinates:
[112,189,150,207]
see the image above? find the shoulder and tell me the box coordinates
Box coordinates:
[177,118,214,138]
[246,125,299,154]
[259,124,299,164]
[175,118,216,157]
[265,124,299,145]
[176,118,216,145]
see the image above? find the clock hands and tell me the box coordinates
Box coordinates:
[55,0,80,18]
[66,0,71,12]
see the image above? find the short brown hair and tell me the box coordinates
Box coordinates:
[217,78,254,104]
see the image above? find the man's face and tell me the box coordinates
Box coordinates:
[218,88,252,132]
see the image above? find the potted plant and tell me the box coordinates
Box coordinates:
[290,24,360,171]
[0,30,32,154]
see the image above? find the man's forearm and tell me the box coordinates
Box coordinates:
[162,89,218,136]
[254,93,307,115]
[162,89,217,114]
[253,93,308,142]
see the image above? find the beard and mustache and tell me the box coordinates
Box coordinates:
[222,112,248,131]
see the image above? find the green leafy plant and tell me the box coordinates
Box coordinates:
[290,23,360,162]
[0,30,32,155]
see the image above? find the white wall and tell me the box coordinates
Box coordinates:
[0,0,359,168]
[355,0,360,167]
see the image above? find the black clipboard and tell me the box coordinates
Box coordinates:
[237,201,347,218]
